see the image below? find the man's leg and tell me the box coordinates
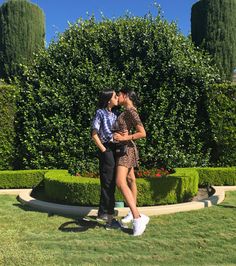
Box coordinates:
[98,149,116,218]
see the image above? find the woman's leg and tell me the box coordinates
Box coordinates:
[127,167,137,205]
[116,165,140,219]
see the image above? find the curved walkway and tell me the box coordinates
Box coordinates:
[1,186,236,217]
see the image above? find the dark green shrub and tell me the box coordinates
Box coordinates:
[191,0,236,81]
[171,168,199,201]
[0,83,17,169]
[44,170,198,206]
[0,0,45,80]
[15,13,220,171]
[44,170,101,205]
[136,175,197,206]
[0,170,46,188]
[197,167,236,186]
[207,83,236,166]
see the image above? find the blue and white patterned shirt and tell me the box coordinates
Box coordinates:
[91,109,117,143]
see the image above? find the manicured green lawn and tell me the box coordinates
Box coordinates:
[0,192,236,265]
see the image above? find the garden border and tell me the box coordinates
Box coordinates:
[1,186,236,217]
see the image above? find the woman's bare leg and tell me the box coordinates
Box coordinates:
[127,167,137,205]
[116,165,140,219]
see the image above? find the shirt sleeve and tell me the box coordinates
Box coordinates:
[91,109,102,133]
[128,108,143,128]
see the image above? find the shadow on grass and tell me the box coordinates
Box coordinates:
[13,202,40,212]
[218,204,236,209]
[59,217,133,235]
[59,220,99,232]
[13,202,133,235]
[13,202,78,219]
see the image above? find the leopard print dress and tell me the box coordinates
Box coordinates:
[116,107,144,168]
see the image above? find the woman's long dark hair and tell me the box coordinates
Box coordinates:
[98,89,114,109]
[119,88,140,107]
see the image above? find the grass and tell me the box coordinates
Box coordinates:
[0,192,236,266]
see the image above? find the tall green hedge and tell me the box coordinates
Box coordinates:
[0,83,17,169]
[207,83,236,165]
[15,14,220,171]
[191,0,236,81]
[0,0,45,80]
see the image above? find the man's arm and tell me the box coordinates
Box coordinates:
[91,129,106,153]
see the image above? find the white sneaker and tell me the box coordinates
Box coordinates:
[141,214,150,226]
[121,211,133,223]
[133,214,150,236]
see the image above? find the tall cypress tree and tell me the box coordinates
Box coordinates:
[0,0,45,80]
[191,0,236,81]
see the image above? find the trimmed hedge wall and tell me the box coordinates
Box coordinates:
[174,167,236,186]
[197,167,236,186]
[0,168,235,205]
[172,168,199,201]
[0,170,46,188]
[44,170,198,206]
[207,83,236,166]
[44,171,101,206]
[0,84,17,170]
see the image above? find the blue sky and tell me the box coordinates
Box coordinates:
[0,0,198,46]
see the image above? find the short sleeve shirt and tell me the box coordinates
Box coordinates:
[91,109,117,143]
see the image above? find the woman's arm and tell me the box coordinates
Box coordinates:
[113,125,146,142]
[130,124,146,140]
[91,129,106,152]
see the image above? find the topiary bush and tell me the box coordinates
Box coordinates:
[191,0,236,81]
[15,12,220,171]
[0,0,45,80]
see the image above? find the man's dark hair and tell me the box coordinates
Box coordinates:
[98,89,114,109]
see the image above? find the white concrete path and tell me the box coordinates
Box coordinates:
[1,186,236,217]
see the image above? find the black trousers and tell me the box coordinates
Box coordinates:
[98,142,116,216]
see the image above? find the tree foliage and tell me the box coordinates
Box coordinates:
[15,14,220,171]
[0,83,17,169]
[207,83,236,166]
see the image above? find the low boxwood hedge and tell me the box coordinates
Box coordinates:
[1,167,235,206]
[0,170,46,188]
[172,168,199,201]
[44,170,198,206]
[197,167,236,186]
[174,167,236,186]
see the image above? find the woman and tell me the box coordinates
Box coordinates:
[113,88,149,236]
[91,89,121,228]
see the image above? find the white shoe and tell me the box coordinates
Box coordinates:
[121,211,133,223]
[133,214,150,236]
[141,214,150,226]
